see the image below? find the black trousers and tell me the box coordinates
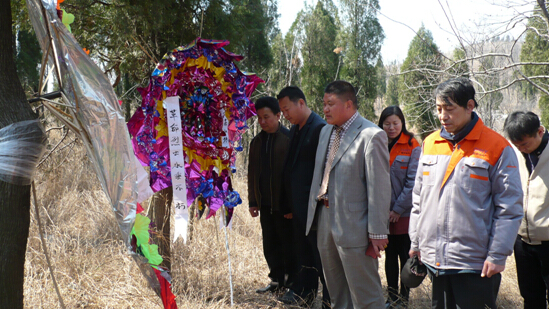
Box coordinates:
[514,235,549,309]
[288,215,330,307]
[260,206,293,286]
[385,234,411,302]
[430,270,500,309]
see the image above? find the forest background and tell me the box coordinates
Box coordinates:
[5,0,549,307]
[11,0,549,137]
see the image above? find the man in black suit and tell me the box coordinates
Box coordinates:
[277,86,330,308]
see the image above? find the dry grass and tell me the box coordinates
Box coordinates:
[24,126,523,308]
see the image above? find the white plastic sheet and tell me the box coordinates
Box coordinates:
[0,119,46,185]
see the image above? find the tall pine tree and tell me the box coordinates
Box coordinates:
[476,55,503,129]
[338,0,384,120]
[520,2,549,125]
[300,0,339,113]
[399,25,442,137]
[385,75,399,107]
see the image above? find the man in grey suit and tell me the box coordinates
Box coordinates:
[306,80,391,309]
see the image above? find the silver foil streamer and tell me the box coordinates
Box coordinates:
[26,0,138,247]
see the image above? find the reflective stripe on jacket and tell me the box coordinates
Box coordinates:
[390,133,420,217]
[409,118,523,270]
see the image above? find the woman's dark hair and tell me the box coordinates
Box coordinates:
[378,105,414,145]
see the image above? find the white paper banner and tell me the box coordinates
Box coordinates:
[164,96,189,243]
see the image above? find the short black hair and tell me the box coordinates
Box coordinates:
[503,111,540,141]
[277,86,307,104]
[255,96,280,114]
[324,80,357,108]
[434,78,478,108]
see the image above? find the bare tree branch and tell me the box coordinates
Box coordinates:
[368,2,452,62]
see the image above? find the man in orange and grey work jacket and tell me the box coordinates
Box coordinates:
[409,78,523,309]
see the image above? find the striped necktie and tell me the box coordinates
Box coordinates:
[317,126,343,200]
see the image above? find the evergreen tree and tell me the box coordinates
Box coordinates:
[284,11,305,87]
[226,0,276,73]
[520,3,549,124]
[384,60,400,108]
[70,0,199,84]
[263,11,303,96]
[399,25,442,137]
[300,0,339,113]
[68,0,276,95]
[338,0,384,120]
[476,55,503,129]
[375,57,386,99]
[451,47,469,78]
[385,75,399,107]
[11,0,41,96]
[14,28,41,95]
[521,6,549,82]
[540,95,549,126]
[264,32,289,95]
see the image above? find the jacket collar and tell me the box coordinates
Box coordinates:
[260,122,282,136]
[330,114,363,170]
[396,132,409,144]
[304,111,316,127]
[439,112,479,144]
[434,114,484,144]
[289,112,317,168]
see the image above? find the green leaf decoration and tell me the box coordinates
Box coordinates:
[141,243,163,266]
[61,9,75,32]
[131,213,150,248]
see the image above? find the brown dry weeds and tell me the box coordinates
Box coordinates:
[24,127,523,308]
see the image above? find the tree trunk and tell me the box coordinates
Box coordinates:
[0,0,45,307]
[149,187,173,269]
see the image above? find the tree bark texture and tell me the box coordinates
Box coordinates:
[0,0,44,307]
[149,187,173,269]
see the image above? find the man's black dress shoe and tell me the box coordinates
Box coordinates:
[256,282,280,293]
[278,289,302,305]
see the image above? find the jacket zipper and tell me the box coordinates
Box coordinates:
[440,143,460,268]
[257,136,262,210]
[442,143,460,267]
[268,134,274,214]
[525,178,531,243]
